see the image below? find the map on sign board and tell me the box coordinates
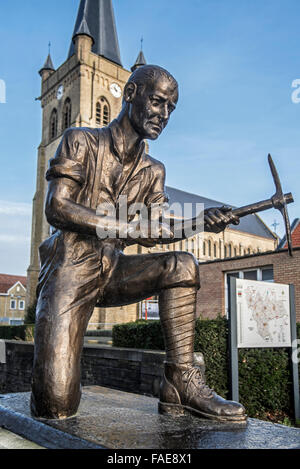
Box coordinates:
[235,279,291,348]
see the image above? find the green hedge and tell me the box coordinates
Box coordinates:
[0,325,35,342]
[113,318,300,422]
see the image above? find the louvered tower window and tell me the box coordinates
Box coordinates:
[96,102,101,126]
[63,98,72,130]
[96,97,110,127]
[50,109,58,140]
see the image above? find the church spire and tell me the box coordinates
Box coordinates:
[131,38,147,72]
[68,0,122,66]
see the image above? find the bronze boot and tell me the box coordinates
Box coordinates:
[158,287,247,422]
[159,362,246,422]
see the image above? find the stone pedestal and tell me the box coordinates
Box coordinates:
[0,386,300,449]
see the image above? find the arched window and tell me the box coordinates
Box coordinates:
[234,247,237,257]
[229,244,232,257]
[208,240,211,257]
[103,103,110,126]
[96,102,101,125]
[96,97,110,127]
[214,243,217,258]
[191,238,195,255]
[203,241,206,256]
[224,245,228,258]
[49,109,58,140]
[63,98,72,130]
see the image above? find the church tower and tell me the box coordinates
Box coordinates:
[27,0,131,306]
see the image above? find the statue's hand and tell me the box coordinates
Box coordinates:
[204,206,239,233]
[129,221,174,247]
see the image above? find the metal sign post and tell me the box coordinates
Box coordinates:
[229,277,239,402]
[289,285,300,422]
[229,277,300,422]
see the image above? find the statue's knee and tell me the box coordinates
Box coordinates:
[179,252,200,287]
[163,252,200,288]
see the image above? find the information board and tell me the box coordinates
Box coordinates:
[235,278,291,348]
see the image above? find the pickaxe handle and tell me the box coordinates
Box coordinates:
[232,192,294,218]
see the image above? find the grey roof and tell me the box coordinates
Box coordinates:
[39,53,55,74]
[73,17,94,43]
[131,50,147,71]
[68,0,122,66]
[165,186,276,240]
[278,218,300,248]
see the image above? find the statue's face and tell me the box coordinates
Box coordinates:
[128,76,178,140]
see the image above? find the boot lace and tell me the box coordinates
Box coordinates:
[182,366,214,399]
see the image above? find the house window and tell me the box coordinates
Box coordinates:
[50,108,58,140]
[19,300,25,310]
[62,98,72,130]
[10,319,24,326]
[225,266,274,317]
[10,299,16,310]
[214,243,217,258]
[96,97,110,127]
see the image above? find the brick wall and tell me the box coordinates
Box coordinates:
[197,247,300,321]
[0,341,165,398]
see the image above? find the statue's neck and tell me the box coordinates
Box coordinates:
[116,107,142,163]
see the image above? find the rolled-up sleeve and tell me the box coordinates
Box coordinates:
[46,128,87,186]
[146,162,169,207]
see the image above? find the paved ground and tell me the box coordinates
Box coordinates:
[0,427,45,449]
[1,386,300,449]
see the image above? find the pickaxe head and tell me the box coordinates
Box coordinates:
[268,154,294,256]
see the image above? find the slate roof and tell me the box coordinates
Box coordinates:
[0,274,27,294]
[165,186,276,240]
[131,50,147,71]
[278,218,300,248]
[68,0,122,66]
[39,53,55,74]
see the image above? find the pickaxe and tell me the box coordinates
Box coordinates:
[231,154,294,256]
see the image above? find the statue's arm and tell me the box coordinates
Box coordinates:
[159,206,240,244]
[144,161,239,245]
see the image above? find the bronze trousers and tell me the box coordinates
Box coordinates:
[31,248,199,419]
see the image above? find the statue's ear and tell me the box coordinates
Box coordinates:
[124,82,138,103]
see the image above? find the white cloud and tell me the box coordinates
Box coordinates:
[0,200,32,216]
[0,200,32,275]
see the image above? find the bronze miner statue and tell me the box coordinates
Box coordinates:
[30,65,247,422]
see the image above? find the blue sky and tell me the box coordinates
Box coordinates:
[0,0,300,275]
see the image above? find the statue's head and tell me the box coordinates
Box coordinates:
[123,65,178,140]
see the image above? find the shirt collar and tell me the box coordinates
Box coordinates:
[109,119,146,164]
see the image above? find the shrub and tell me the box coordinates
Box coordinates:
[0,325,35,342]
[112,320,164,350]
[24,301,37,325]
[113,318,299,422]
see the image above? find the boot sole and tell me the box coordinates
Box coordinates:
[158,401,247,423]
